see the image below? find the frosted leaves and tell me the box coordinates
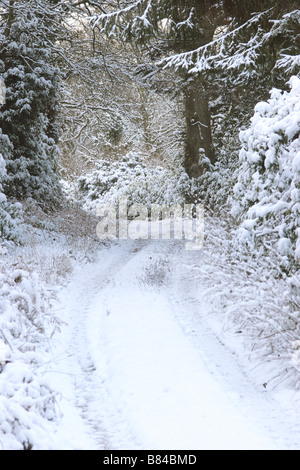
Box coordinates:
[0,79,6,107]
[292,341,300,369]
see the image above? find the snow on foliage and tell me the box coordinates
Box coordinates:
[0,3,61,207]
[162,9,300,85]
[0,258,60,450]
[78,152,190,210]
[190,215,300,390]
[231,76,300,267]
[0,153,6,204]
[0,151,22,243]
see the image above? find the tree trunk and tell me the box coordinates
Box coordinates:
[4,0,15,38]
[184,82,215,178]
[169,2,216,179]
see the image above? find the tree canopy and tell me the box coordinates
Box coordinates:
[0,0,299,265]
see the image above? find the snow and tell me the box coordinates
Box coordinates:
[78,152,190,211]
[1,0,300,452]
[84,243,275,450]
[42,235,300,450]
[1,204,300,450]
[0,340,9,365]
[0,252,61,450]
[232,76,300,263]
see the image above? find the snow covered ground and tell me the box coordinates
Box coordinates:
[45,237,300,450]
[1,206,300,450]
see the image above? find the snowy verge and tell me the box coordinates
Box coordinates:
[184,214,300,391]
[0,202,102,450]
[0,256,61,449]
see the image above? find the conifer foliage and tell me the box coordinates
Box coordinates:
[0,0,61,208]
[92,0,300,177]
[0,150,21,242]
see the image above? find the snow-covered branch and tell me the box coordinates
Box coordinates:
[160,9,300,81]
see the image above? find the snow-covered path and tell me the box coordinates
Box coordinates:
[48,240,300,450]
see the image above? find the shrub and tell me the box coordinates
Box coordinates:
[0,151,22,243]
[78,152,190,210]
[231,76,300,268]
[0,262,59,449]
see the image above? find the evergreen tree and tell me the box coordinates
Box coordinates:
[94,0,222,176]
[90,0,299,177]
[0,131,22,242]
[0,0,62,207]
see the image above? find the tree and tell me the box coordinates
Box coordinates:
[88,0,224,177]
[0,148,22,242]
[165,2,299,87]
[0,0,63,207]
[0,92,21,242]
[54,4,185,179]
[90,0,299,177]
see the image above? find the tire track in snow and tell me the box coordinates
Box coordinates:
[51,241,147,449]
[84,241,278,450]
[168,245,300,450]
[53,239,300,450]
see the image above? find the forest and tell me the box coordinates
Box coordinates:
[0,0,300,451]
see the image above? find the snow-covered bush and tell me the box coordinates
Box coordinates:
[0,2,61,207]
[78,152,190,211]
[0,261,60,450]
[192,215,300,390]
[231,76,300,267]
[0,150,22,243]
